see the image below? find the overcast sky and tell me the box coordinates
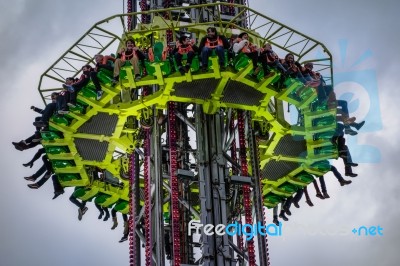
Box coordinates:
[1,0,399,265]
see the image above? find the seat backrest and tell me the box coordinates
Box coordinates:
[153,42,164,62]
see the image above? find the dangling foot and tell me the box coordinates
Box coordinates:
[119,234,129,243]
[284,208,292,216]
[352,120,365,130]
[24,176,36,182]
[279,211,289,221]
[306,200,314,207]
[28,183,40,189]
[345,172,358,177]
[23,162,33,168]
[98,211,104,220]
[52,190,64,200]
[12,141,26,151]
[111,217,118,230]
[344,128,358,136]
[340,179,352,186]
[322,192,330,199]
[346,162,358,167]
[316,193,325,199]
[78,206,88,221]
[273,216,280,226]
[293,201,300,208]
[103,212,110,221]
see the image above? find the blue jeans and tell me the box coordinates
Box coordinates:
[201,46,225,67]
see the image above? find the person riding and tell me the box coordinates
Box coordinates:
[174,35,199,75]
[198,27,229,72]
[113,39,144,83]
[232,32,261,74]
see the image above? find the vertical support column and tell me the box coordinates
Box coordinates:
[129,152,136,266]
[144,128,153,266]
[247,120,270,266]
[168,102,181,266]
[195,105,215,266]
[229,111,244,255]
[127,0,136,30]
[152,108,166,266]
[210,111,233,265]
[134,150,141,266]
[237,110,256,266]
[196,106,235,266]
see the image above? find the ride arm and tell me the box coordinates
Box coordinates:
[233,40,248,54]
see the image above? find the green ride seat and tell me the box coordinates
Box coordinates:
[113,200,129,213]
[81,82,97,99]
[313,130,336,141]
[288,85,313,101]
[94,192,120,207]
[120,59,148,80]
[264,194,283,205]
[145,60,172,76]
[97,69,114,85]
[97,69,113,86]
[310,160,331,172]
[233,52,251,71]
[312,115,335,127]
[68,102,86,114]
[297,86,314,100]
[45,146,69,154]
[119,61,132,81]
[278,183,298,193]
[51,115,70,126]
[311,99,329,112]
[314,145,337,156]
[72,186,99,201]
[145,42,172,76]
[173,54,200,73]
[207,50,229,70]
[41,130,62,141]
[189,56,200,72]
[58,173,81,182]
[294,172,314,184]
[72,187,86,198]
[94,193,110,205]
[52,160,75,168]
